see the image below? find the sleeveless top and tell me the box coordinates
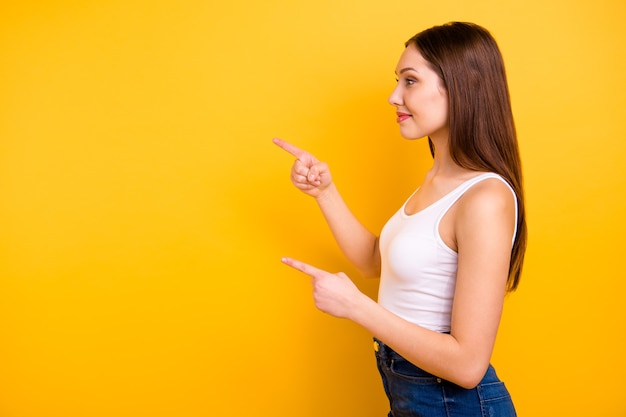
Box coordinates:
[377,173,517,332]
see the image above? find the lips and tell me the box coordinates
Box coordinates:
[396,112,412,123]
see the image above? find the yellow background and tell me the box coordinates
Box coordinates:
[1,0,624,416]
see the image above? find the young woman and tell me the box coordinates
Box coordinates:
[274,21,526,417]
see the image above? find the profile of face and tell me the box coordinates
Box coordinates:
[388,44,449,141]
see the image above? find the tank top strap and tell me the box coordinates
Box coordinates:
[436,173,518,243]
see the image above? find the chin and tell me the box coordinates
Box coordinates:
[398,126,429,141]
[400,132,429,141]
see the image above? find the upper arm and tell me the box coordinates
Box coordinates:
[450,179,516,377]
[366,236,382,278]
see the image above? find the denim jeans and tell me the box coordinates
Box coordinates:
[374,338,517,417]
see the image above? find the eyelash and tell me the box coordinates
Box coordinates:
[396,77,416,86]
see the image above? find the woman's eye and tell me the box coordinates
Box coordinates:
[395,77,416,86]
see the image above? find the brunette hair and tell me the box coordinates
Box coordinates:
[406,22,527,291]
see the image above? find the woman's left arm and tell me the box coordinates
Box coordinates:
[281,179,516,389]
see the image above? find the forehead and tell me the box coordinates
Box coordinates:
[395,44,433,74]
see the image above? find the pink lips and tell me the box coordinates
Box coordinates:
[396,112,412,123]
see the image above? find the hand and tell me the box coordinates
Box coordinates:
[273,138,332,198]
[281,257,363,319]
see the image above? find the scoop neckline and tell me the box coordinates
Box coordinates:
[401,172,496,218]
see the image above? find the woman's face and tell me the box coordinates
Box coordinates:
[388,44,449,141]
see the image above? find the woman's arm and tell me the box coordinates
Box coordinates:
[274,138,380,277]
[314,183,381,277]
[282,179,516,388]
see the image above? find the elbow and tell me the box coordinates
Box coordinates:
[358,248,381,278]
[357,238,380,278]
[451,363,490,390]
[456,375,482,390]
[357,264,381,279]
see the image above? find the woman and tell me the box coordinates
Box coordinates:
[274,21,526,417]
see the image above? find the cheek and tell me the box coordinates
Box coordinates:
[432,94,448,119]
[438,89,449,115]
[439,100,449,119]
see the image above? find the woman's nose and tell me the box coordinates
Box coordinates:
[388,84,402,106]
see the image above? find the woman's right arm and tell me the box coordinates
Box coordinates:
[273,138,380,277]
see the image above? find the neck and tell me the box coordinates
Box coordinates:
[428,135,460,176]
[426,134,481,182]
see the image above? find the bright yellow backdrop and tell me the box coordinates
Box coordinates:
[1,0,624,416]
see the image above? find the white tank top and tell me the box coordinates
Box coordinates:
[378,173,517,332]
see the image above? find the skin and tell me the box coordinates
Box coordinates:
[273,44,516,389]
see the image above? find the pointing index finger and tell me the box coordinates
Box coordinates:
[281,257,325,277]
[273,138,308,160]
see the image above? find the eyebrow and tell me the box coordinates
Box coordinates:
[395,67,418,75]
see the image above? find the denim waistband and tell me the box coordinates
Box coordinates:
[373,335,449,355]
[373,337,413,364]
[372,337,390,355]
[372,335,453,366]
[373,337,440,380]
[374,336,501,387]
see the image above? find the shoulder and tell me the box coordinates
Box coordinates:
[461,175,515,210]
[456,175,516,237]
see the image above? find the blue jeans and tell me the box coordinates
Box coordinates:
[374,338,517,417]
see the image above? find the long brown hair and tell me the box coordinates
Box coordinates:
[407,22,527,291]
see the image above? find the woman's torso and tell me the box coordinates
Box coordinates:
[377,172,516,332]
